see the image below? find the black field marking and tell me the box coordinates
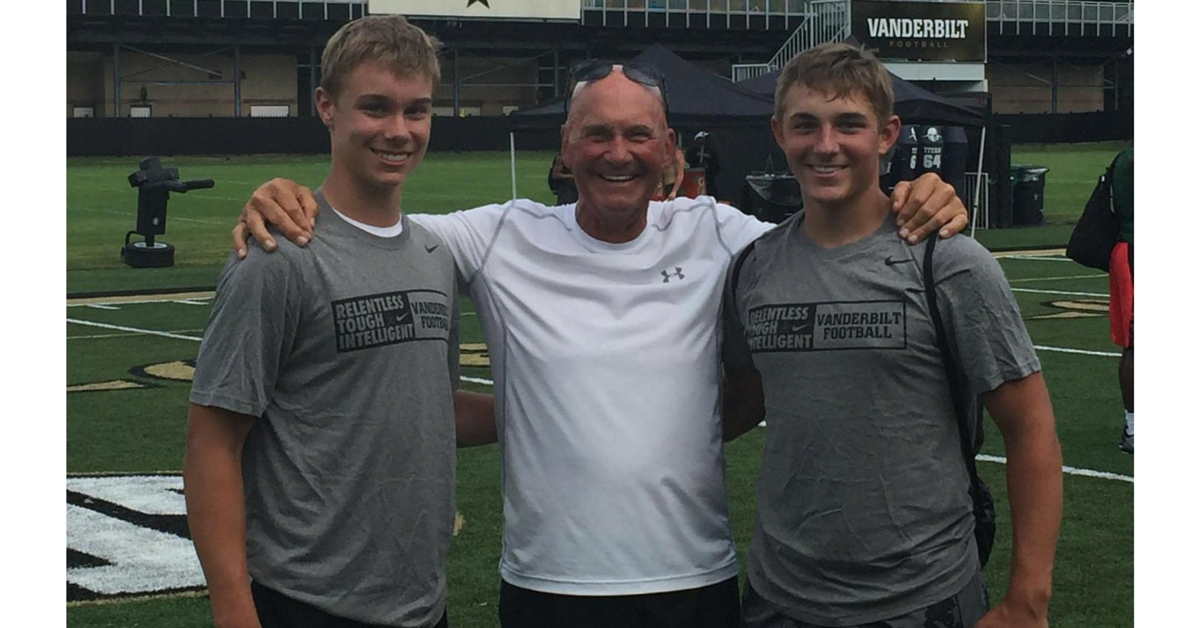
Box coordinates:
[130,359,197,383]
[67,490,192,540]
[68,548,111,569]
[67,583,94,602]
[69,583,205,604]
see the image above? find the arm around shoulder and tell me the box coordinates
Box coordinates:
[453,390,497,447]
[722,366,764,442]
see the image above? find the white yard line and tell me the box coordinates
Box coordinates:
[1034,345,1121,358]
[1002,255,1075,262]
[69,330,205,341]
[992,249,1066,258]
[1012,288,1108,298]
[1009,274,1106,283]
[977,454,1133,483]
[68,292,216,307]
[66,319,204,343]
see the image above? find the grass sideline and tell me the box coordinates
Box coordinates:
[67,143,1129,295]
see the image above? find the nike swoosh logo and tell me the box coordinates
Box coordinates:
[425,243,439,253]
[884,256,914,266]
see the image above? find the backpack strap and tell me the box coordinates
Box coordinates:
[922,236,985,503]
[729,240,758,307]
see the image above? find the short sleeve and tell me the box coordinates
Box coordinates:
[411,205,507,283]
[714,203,774,256]
[189,247,300,416]
[934,238,1041,396]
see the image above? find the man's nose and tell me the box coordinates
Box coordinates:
[605,136,633,163]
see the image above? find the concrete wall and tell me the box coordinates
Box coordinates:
[67,51,298,117]
[988,61,1105,114]
[437,53,540,115]
[67,52,107,117]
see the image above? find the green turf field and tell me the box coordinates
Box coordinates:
[66,146,1132,627]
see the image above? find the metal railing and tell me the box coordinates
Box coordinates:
[585,1,807,13]
[731,63,773,82]
[965,171,991,231]
[76,1,366,19]
[987,0,1133,36]
[74,0,1133,37]
[767,0,849,69]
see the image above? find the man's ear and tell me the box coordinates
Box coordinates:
[771,116,785,149]
[315,87,335,128]
[878,114,902,155]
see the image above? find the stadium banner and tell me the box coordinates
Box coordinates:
[850,0,986,62]
[368,0,581,21]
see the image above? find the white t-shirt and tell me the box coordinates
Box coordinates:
[413,197,772,595]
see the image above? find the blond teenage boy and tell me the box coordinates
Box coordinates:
[184,16,492,628]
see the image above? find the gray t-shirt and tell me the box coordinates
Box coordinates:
[723,214,1040,626]
[190,192,460,628]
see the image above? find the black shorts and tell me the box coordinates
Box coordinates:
[498,576,740,628]
[740,571,989,628]
[250,580,449,628]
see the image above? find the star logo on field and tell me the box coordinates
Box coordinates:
[467,0,490,7]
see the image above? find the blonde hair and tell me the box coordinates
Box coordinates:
[774,42,893,128]
[320,15,442,98]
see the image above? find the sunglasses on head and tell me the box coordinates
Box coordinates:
[564,60,670,118]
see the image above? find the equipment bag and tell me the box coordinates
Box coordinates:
[1066,159,1119,272]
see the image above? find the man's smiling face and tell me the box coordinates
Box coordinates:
[561,71,676,237]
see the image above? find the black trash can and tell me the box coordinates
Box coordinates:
[740,174,803,224]
[1010,165,1048,226]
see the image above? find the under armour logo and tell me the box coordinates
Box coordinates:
[661,267,685,283]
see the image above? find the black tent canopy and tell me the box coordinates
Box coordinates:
[509,44,773,131]
[736,68,984,129]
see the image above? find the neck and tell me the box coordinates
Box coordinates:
[802,190,892,248]
[320,170,403,227]
[575,200,648,244]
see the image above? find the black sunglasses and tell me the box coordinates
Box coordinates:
[564,60,670,119]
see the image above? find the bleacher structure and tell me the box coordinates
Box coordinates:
[68,0,1132,120]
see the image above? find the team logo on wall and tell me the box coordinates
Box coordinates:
[851,0,986,62]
